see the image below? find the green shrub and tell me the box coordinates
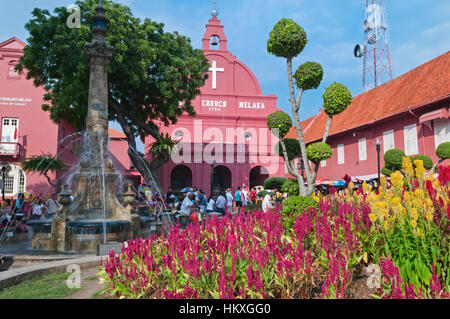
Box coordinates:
[264,177,287,190]
[281,179,299,196]
[411,155,433,170]
[436,141,450,159]
[256,190,274,198]
[293,61,323,90]
[306,142,332,162]
[384,149,405,170]
[322,82,352,117]
[266,112,293,138]
[381,166,393,177]
[275,138,301,160]
[281,196,317,229]
[267,18,307,58]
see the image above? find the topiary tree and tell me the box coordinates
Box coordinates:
[266,112,293,138]
[411,155,433,170]
[263,177,287,191]
[281,179,300,196]
[306,142,332,163]
[432,142,450,172]
[381,167,393,177]
[266,18,352,196]
[275,138,301,160]
[384,149,405,171]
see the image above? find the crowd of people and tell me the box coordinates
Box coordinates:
[0,193,61,233]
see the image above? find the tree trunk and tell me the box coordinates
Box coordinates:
[431,158,445,174]
[116,113,164,194]
[286,58,313,196]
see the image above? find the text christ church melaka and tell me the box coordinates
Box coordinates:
[149,12,287,195]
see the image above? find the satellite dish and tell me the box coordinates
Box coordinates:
[354,44,364,58]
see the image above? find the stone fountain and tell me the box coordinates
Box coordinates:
[28,1,160,253]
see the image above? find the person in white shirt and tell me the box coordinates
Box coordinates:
[225,188,233,212]
[31,199,46,220]
[206,195,216,213]
[242,185,249,207]
[46,194,61,218]
[215,193,227,215]
[180,193,194,216]
[262,194,274,213]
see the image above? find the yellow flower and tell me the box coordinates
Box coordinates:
[425,198,433,208]
[417,228,425,238]
[362,181,368,193]
[384,220,390,231]
[404,192,411,203]
[402,156,414,178]
[349,182,354,191]
[414,159,425,178]
[411,208,419,220]
[369,213,376,222]
[414,188,423,199]
[391,171,403,188]
[392,197,401,206]
[426,210,433,221]
[410,219,417,228]
[380,175,387,189]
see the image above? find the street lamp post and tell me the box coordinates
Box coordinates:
[210,159,215,197]
[1,162,12,201]
[375,138,381,182]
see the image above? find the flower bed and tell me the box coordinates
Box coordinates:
[99,160,449,299]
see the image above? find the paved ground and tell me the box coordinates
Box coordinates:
[65,266,106,299]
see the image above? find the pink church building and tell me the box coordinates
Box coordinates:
[149,13,286,195]
[0,37,140,198]
[286,51,450,183]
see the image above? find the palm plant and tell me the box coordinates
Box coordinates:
[22,154,64,187]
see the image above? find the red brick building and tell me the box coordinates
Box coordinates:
[0,37,139,198]
[286,51,450,182]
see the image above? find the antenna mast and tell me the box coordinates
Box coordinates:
[354,0,393,92]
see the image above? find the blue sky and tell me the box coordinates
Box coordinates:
[1,0,449,152]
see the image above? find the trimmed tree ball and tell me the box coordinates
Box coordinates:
[411,154,433,170]
[306,142,332,163]
[266,111,293,138]
[294,62,323,90]
[384,149,405,170]
[323,82,352,117]
[436,141,450,159]
[267,18,307,58]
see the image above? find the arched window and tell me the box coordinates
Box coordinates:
[0,163,26,196]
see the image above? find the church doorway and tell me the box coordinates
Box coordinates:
[212,165,232,193]
[170,165,192,192]
[249,166,269,189]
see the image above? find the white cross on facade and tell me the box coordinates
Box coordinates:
[208,60,224,90]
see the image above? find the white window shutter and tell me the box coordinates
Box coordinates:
[358,138,367,161]
[337,144,344,164]
[404,124,418,155]
[383,129,395,153]
[434,118,450,149]
[320,160,326,167]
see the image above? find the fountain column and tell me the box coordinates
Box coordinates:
[83,1,114,169]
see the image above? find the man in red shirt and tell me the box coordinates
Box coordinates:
[250,188,257,205]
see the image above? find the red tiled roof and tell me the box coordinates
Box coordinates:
[108,128,126,139]
[286,51,450,142]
